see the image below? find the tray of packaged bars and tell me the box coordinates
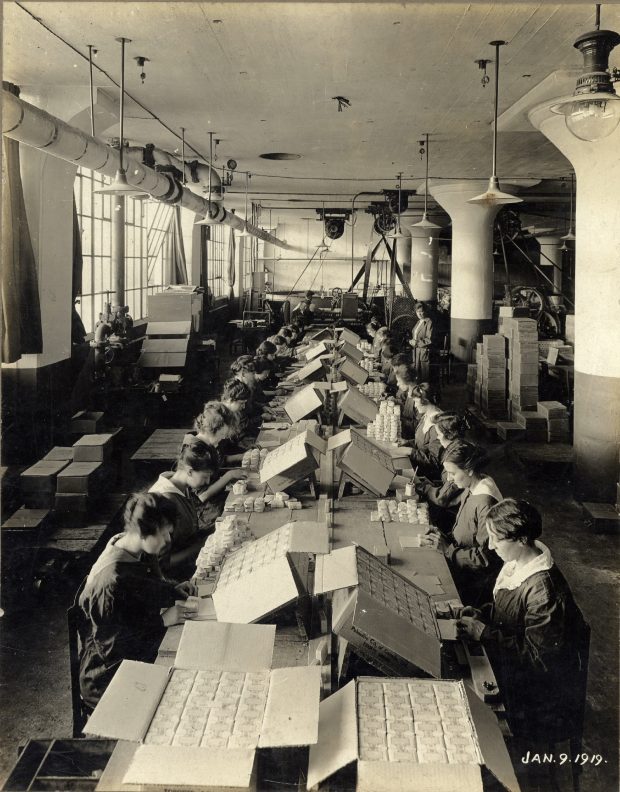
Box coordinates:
[315,545,449,679]
[307,676,520,792]
[90,622,321,792]
[211,521,331,624]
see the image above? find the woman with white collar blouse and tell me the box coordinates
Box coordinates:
[456,499,588,760]
[408,383,443,477]
[422,440,502,605]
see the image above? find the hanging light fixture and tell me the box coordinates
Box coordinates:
[561,172,576,241]
[386,172,408,239]
[551,5,620,142]
[468,41,522,206]
[411,133,440,241]
[95,37,144,197]
[195,132,223,225]
[237,172,252,237]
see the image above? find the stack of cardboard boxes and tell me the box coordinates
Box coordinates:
[478,335,507,419]
[537,401,570,443]
[499,317,539,417]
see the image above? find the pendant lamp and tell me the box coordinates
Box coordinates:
[468,41,522,206]
[411,133,440,239]
[561,173,576,241]
[386,173,408,239]
[195,132,223,225]
[95,37,144,197]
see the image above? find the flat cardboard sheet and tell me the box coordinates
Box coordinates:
[438,619,459,641]
[313,545,359,594]
[306,680,358,789]
[305,342,328,361]
[357,761,483,792]
[258,666,321,747]
[124,745,256,790]
[327,429,352,451]
[95,741,139,792]
[175,622,276,671]
[212,555,299,623]
[85,661,170,741]
[339,327,361,345]
[288,521,331,555]
[284,385,323,423]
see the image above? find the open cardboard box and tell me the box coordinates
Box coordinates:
[339,357,369,386]
[213,521,330,623]
[338,328,361,346]
[88,622,321,792]
[338,387,378,426]
[283,385,324,423]
[287,357,327,384]
[330,429,395,497]
[314,545,444,678]
[305,342,329,361]
[260,429,326,492]
[307,676,519,792]
[337,340,364,363]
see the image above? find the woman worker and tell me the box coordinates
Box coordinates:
[457,499,588,771]
[79,492,195,709]
[409,301,433,381]
[149,438,218,579]
[408,383,443,477]
[392,360,418,438]
[422,440,502,606]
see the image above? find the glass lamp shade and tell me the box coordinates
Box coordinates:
[411,214,441,231]
[551,93,620,142]
[94,169,145,197]
[468,176,522,206]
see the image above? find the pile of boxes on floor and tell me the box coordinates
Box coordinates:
[499,316,539,415]
[367,399,401,443]
[472,334,507,419]
[19,411,119,518]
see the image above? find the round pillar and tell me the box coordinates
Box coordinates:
[536,232,563,298]
[409,221,439,303]
[429,180,501,362]
[529,100,620,502]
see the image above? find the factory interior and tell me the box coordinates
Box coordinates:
[0,2,619,791]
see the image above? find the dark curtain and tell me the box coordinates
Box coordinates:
[1,135,43,363]
[165,206,188,285]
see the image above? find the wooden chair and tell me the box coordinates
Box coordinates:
[67,578,89,737]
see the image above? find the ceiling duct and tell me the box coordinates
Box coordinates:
[2,88,294,251]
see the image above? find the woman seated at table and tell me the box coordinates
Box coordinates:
[379,340,401,386]
[414,411,468,530]
[149,438,218,579]
[422,440,502,606]
[392,360,419,437]
[79,492,195,709]
[220,377,260,448]
[457,499,588,757]
[408,383,443,477]
[372,325,390,356]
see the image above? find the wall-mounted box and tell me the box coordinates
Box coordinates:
[307,676,519,792]
[87,621,321,792]
[283,385,324,423]
[339,358,369,386]
[260,430,326,492]
[314,545,444,679]
[212,521,330,623]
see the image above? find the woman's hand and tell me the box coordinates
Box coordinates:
[225,468,248,483]
[175,580,197,599]
[451,605,482,620]
[456,616,486,641]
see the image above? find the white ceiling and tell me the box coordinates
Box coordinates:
[3,1,620,213]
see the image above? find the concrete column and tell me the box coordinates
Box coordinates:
[535,232,563,295]
[395,210,414,287]
[409,220,439,303]
[529,101,620,502]
[429,180,500,361]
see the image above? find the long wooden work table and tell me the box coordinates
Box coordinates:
[3,330,520,792]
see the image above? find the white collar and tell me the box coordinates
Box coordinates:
[494,540,554,594]
[421,408,441,432]
[469,476,502,501]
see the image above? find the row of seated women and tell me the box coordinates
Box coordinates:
[79,316,588,772]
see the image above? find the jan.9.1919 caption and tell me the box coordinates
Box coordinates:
[522,752,606,766]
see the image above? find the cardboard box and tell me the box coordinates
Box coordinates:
[338,340,364,363]
[2,508,52,539]
[87,622,320,792]
[283,385,324,423]
[56,461,104,494]
[334,429,394,497]
[338,387,379,426]
[21,460,71,506]
[307,677,520,792]
[54,492,89,512]
[289,357,327,384]
[305,342,328,362]
[339,358,369,386]
[314,545,444,679]
[70,410,105,433]
[339,328,361,346]
[146,320,192,336]
[259,430,326,491]
[42,447,74,462]
[73,433,116,463]
[212,521,330,623]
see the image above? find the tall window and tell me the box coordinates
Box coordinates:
[206,223,227,299]
[74,167,173,332]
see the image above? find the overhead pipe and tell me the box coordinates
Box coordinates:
[2,89,295,251]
